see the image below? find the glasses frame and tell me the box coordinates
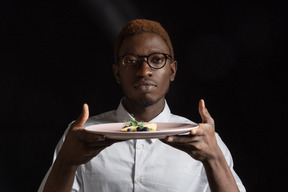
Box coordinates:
[118,53,172,70]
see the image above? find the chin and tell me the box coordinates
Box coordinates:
[136,99,157,107]
[125,95,163,108]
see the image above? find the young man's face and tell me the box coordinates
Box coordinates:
[113,33,177,107]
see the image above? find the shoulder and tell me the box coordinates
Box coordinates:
[212,132,237,169]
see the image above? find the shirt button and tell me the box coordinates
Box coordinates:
[136,177,141,183]
[137,144,144,149]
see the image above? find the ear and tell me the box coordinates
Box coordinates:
[112,64,121,84]
[170,60,177,82]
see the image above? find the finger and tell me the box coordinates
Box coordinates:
[165,134,201,143]
[81,132,105,143]
[81,132,126,144]
[74,103,89,128]
[85,137,125,149]
[198,99,214,124]
[95,138,125,146]
[190,127,204,136]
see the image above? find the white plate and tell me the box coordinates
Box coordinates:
[84,122,198,139]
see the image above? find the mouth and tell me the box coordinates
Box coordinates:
[134,81,157,93]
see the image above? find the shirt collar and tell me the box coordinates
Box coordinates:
[116,98,171,123]
[116,98,133,123]
[149,100,171,123]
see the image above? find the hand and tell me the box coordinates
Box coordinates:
[57,104,121,167]
[162,99,222,162]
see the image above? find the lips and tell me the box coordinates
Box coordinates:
[134,80,157,92]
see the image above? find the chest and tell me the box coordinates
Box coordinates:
[78,140,208,192]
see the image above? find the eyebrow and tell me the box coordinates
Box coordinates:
[121,50,169,56]
[119,51,171,58]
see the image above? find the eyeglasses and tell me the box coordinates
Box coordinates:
[118,53,172,70]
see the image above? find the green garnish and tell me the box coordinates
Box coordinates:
[125,115,144,127]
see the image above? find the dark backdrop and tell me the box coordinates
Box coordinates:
[1,0,287,191]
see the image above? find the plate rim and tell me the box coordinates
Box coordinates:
[84,122,198,139]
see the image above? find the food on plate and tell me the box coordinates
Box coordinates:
[121,119,157,132]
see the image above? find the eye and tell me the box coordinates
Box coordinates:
[126,59,137,64]
[124,55,139,65]
[150,54,165,64]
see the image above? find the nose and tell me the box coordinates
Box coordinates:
[136,60,153,77]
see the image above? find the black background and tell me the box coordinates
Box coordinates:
[1,0,287,191]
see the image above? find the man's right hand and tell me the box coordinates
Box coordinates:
[43,104,121,192]
[57,103,120,167]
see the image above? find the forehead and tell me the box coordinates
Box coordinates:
[118,33,170,56]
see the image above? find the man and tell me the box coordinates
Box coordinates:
[38,19,245,192]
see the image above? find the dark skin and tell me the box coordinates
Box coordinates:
[113,33,177,122]
[43,104,122,192]
[43,33,239,192]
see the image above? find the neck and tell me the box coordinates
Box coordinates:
[122,97,165,122]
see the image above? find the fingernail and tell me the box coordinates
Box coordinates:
[201,99,205,108]
[190,129,197,135]
[167,137,173,142]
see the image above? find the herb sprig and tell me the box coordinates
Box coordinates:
[124,115,144,127]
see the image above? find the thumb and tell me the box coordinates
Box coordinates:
[73,103,89,128]
[198,99,214,124]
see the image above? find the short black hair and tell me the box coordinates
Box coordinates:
[114,19,174,64]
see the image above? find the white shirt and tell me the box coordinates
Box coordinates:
[38,100,246,192]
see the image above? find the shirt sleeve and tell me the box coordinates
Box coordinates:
[215,133,246,192]
[37,122,81,192]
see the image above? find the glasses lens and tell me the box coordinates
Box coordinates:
[123,55,139,66]
[148,53,166,69]
[120,53,169,70]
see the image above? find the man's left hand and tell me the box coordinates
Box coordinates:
[162,99,223,163]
